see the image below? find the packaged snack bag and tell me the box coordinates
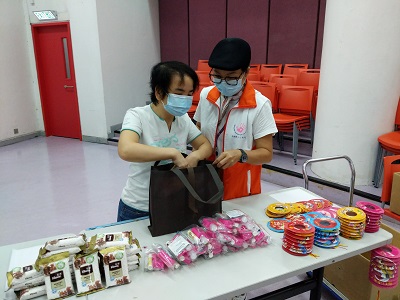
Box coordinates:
[128,263,139,271]
[15,284,46,300]
[125,238,142,271]
[99,246,130,287]
[93,231,132,250]
[37,252,75,299]
[8,276,44,292]
[44,234,86,251]
[39,247,82,259]
[126,238,141,256]
[73,251,104,295]
[6,264,44,290]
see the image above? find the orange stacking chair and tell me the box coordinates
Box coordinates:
[188,83,210,119]
[297,69,320,120]
[260,64,283,81]
[297,69,320,93]
[187,105,197,119]
[273,85,314,164]
[283,64,308,76]
[192,82,211,105]
[250,81,278,113]
[373,99,400,187]
[195,70,212,85]
[269,74,297,94]
[187,85,204,119]
[249,64,261,73]
[246,71,261,82]
[197,60,211,72]
[380,155,400,221]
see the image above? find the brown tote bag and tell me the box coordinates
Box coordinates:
[148,161,223,237]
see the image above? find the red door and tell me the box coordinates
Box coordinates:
[31,22,82,139]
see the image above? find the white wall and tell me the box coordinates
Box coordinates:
[0,0,39,141]
[67,0,108,140]
[312,0,400,185]
[0,0,160,143]
[96,0,161,134]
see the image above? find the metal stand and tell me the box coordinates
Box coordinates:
[302,155,356,300]
[302,155,356,207]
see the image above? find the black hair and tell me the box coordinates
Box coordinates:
[150,61,199,105]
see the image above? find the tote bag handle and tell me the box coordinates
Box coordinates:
[172,164,223,205]
[154,153,188,168]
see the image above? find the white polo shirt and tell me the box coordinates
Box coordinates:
[120,105,201,211]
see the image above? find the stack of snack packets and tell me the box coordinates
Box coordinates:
[40,234,86,259]
[36,251,75,299]
[38,234,86,281]
[73,249,104,296]
[7,231,144,298]
[90,231,140,288]
[126,239,141,271]
[91,231,141,268]
[15,284,47,300]
[6,264,46,299]
[99,246,130,287]
[33,234,88,299]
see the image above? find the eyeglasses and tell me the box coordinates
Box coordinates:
[209,72,244,86]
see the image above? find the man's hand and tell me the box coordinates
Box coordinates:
[213,149,241,169]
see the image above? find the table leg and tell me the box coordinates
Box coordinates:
[310,267,324,300]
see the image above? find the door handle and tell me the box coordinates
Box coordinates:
[64,85,74,88]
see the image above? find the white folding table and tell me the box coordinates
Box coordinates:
[1,187,393,300]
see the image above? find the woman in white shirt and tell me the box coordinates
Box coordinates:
[117,61,212,222]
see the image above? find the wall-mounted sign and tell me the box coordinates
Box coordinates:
[33,10,58,21]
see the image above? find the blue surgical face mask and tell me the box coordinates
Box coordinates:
[162,93,193,117]
[215,78,244,97]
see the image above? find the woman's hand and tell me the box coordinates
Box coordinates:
[172,151,189,169]
[185,151,201,167]
[185,134,212,168]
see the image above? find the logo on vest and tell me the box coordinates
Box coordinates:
[233,123,246,136]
